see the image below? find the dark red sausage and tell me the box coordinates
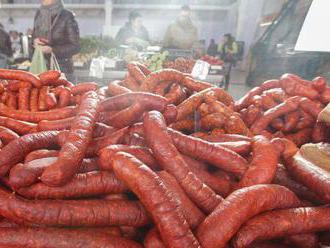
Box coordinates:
[143,111,222,213]
[232,206,330,248]
[0,131,60,176]
[41,91,99,186]
[0,227,143,248]
[196,184,301,248]
[112,152,200,248]
[0,187,149,227]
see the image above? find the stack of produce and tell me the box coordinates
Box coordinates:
[0,66,329,248]
[145,51,169,71]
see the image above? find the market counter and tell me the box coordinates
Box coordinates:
[73,69,224,86]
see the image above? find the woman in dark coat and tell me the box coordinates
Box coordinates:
[33,0,80,82]
[0,23,12,58]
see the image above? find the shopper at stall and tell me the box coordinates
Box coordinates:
[207,38,218,56]
[9,31,22,59]
[218,33,238,64]
[218,33,238,91]
[163,5,198,50]
[33,0,80,82]
[0,23,13,58]
[115,11,150,48]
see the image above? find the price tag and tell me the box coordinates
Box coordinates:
[191,60,210,80]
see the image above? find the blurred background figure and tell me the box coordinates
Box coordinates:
[33,0,80,82]
[9,30,22,59]
[0,23,12,68]
[218,33,239,90]
[207,38,218,56]
[218,33,238,65]
[115,10,150,49]
[163,5,198,50]
[0,23,13,58]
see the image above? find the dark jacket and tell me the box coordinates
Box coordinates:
[33,9,80,74]
[0,27,12,57]
[115,22,149,46]
[163,19,198,50]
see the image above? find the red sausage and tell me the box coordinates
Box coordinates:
[29,88,39,112]
[37,117,74,131]
[25,149,59,163]
[0,187,149,227]
[41,91,99,186]
[111,152,200,248]
[168,128,248,177]
[38,86,49,111]
[286,152,330,203]
[0,126,19,144]
[0,131,60,176]
[100,92,168,112]
[38,70,61,85]
[18,87,30,111]
[158,171,205,229]
[10,157,100,189]
[0,116,36,135]
[0,69,41,88]
[107,80,132,96]
[273,164,321,204]
[144,228,166,248]
[251,96,301,134]
[0,227,143,247]
[0,103,77,123]
[98,144,159,171]
[196,184,301,248]
[235,136,278,189]
[70,82,98,95]
[17,171,127,199]
[232,206,330,248]
[143,111,222,213]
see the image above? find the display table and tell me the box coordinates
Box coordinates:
[74,69,225,86]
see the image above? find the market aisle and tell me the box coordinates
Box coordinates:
[227,69,251,100]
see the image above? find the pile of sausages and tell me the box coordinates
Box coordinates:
[0,66,329,248]
[236,73,330,146]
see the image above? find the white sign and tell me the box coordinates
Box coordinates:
[191,60,210,80]
[295,0,330,52]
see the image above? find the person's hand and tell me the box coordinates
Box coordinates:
[33,38,49,47]
[33,38,42,47]
[40,45,52,54]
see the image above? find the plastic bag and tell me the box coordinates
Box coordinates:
[29,46,47,74]
[50,52,66,79]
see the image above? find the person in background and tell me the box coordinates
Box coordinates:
[115,11,150,48]
[163,5,198,50]
[33,0,80,82]
[207,38,218,56]
[0,23,13,58]
[218,33,238,64]
[218,33,238,91]
[9,30,22,59]
[26,28,34,59]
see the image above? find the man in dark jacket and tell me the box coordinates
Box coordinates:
[33,0,80,82]
[163,5,198,50]
[115,11,149,48]
[0,23,13,57]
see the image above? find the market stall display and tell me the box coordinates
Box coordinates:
[0,66,329,247]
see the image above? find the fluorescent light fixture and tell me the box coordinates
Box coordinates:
[295,0,330,52]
